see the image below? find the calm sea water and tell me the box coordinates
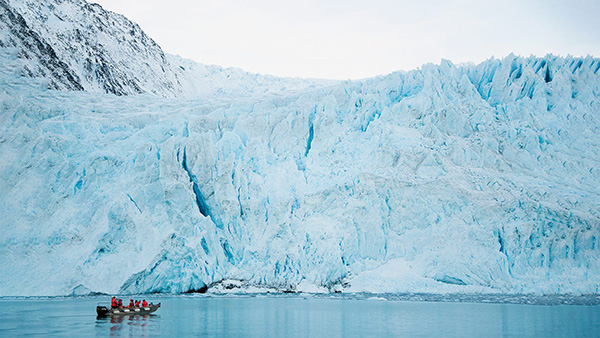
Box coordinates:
[0,294,599,337]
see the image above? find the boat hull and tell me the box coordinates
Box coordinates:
[97,303,161,317]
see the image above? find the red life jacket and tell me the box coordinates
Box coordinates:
[111,298,117,307]
[142,300,148,307]
[135,301,140,307]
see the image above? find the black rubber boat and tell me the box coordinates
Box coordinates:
[96,303,161,317]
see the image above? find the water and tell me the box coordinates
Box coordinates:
[0,294,599,337]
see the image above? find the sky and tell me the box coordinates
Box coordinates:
[92,0,600,80]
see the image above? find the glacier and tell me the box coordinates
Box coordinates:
[1,0,600,297]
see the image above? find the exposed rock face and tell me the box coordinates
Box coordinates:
[0,0,182,96]
[1,0,599,298]
[1,50,599,296]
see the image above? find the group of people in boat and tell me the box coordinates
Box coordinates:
[111,296,149,309]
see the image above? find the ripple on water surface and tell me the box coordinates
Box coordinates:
[0,294,599,337]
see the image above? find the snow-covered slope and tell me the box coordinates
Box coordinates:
[1,0,599,297]
[1,36,599,296]
[0,0,184,96]
[170,54,338,99]
[0,0,333,98]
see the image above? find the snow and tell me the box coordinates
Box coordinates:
[0,0,333,97]
[1,47,599,297]
[345,258,495,294]
[1,1,600,297]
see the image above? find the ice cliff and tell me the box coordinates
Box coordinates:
[0,0,599,296]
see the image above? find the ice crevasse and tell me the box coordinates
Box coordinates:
[0,47,600,296]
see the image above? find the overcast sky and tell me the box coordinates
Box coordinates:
[92,0,600,80]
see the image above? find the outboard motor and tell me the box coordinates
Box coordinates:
[96,305,109,317]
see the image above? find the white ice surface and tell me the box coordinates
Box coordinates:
[1,46,599,296]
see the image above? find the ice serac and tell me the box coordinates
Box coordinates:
[1,1,600,297]
[1,49,599,296]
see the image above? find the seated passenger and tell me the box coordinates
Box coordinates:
[135,300,140,307]
[127,299,134,308]
[118,299,123,308]
[142,300,148,307]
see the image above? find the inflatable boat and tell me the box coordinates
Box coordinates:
[96,303,161,317]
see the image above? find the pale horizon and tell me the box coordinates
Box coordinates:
[89,0,600,79]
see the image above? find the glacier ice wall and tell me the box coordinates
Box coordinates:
[1,45,599,296]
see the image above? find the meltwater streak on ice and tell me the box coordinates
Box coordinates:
[1,42,599,297]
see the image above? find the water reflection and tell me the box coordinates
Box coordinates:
[96,314,155,337]
[1,296,598,337]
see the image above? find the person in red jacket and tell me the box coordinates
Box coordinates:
[111,296,117,308]
[142,300,148,307]
[127,299,134,308]
[117,299,123,308]
[135,300,140,308]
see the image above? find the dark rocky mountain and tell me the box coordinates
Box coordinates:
[0,0,182,96]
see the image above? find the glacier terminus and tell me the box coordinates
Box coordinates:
[0,0,599,297]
